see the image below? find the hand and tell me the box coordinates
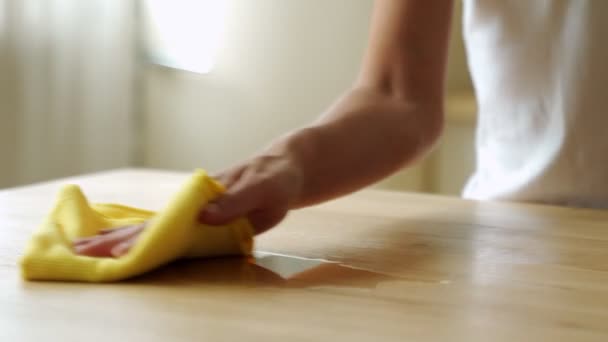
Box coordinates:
[73,223,146,257]
[73,148,304,258]
[201,150,303,233]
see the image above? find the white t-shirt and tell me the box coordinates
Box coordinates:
[462,0,608,208]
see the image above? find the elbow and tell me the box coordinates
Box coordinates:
[421,105,445,153]
[392,100,445,167]
[414,101,445,159]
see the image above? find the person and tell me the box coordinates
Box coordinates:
[73,0,608,257]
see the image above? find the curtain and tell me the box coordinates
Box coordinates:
[0,0,137,188]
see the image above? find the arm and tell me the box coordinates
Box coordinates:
[207,0,454,223]
[73,0,455,257]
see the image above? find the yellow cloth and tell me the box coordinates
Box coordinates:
[19,170,253,282]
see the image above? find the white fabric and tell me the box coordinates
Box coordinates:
[462,0,608,208]
[0,0,136,188]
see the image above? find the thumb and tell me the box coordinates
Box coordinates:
[198,183,260,225]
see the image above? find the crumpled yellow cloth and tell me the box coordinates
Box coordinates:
[19,170,253,282]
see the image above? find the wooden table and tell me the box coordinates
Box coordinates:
[1,169,608,341]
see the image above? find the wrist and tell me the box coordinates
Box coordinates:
[266,126,321,208]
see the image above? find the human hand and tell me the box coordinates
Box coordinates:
[72,223,146,257]
[73,148,304,257]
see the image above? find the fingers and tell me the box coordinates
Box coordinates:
[98,227,120,235]
[201,157,297,234]
[198,182,260,226]
[110,233,140,258]
[73,225,140,246]
[212,166,245,189]
[247,207,288,235]
[199,180,289,235]
[73,224,145,257]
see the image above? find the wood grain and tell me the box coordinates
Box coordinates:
[1,169,607,341]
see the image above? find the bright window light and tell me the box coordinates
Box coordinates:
[143,0,229,74]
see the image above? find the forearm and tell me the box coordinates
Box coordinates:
[276,86,442,208]
[286,0,454,207]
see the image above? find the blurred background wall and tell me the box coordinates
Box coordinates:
[0,0,476,195]
[0,0,135,188]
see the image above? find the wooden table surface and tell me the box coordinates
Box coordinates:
[1,169,608,341]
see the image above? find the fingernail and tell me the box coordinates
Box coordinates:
[73,245,86,255]
[110,243,130,258]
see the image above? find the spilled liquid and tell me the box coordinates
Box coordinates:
[252,251,395,288]
[131,251,399,289]
[253,251,329,278]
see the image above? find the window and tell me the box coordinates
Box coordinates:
[142,0,230,73]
